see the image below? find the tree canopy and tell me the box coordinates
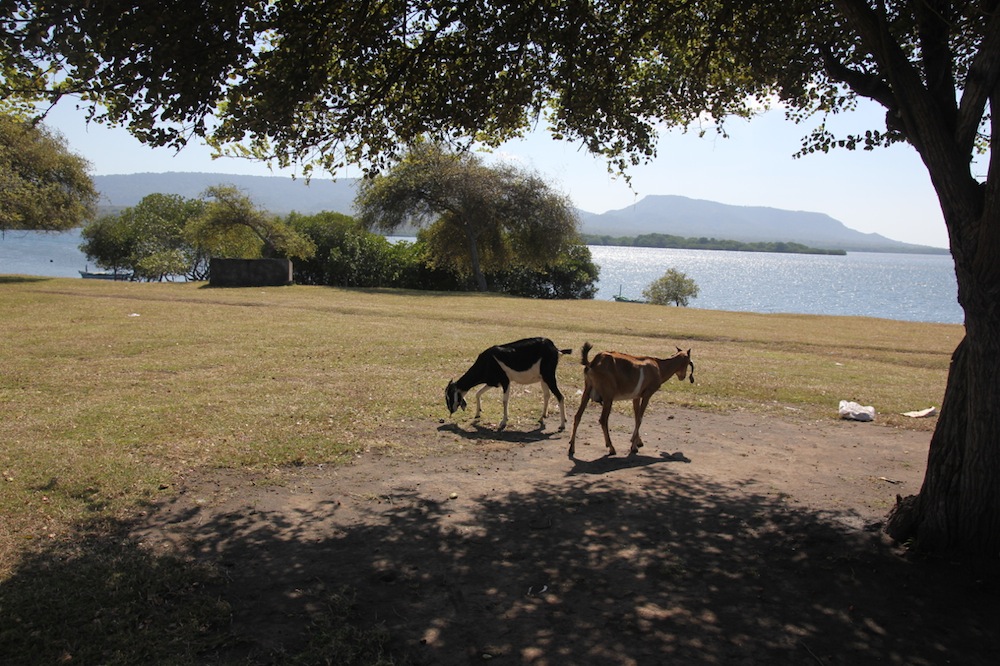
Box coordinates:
[1,3,992,186]
[0,111,97,233]
[188,185,316,261]
[354,143,580,291]
[81,193,209,280]
[3,1,1000,555]
[81,187,315,280]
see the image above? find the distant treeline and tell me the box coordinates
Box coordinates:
[581,233,847,256]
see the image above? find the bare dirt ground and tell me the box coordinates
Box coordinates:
[133,407,999,665]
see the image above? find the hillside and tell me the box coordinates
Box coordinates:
[576,195,946,254]
[93,172,946,254]
[94,172,358,216]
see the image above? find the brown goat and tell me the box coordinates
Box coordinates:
[568,342,694,457]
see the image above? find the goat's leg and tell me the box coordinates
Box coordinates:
[541,378,567,431]
[599,400,617,456]
[549,380,567,432]
[473,385,492,420]
[630,396,651,455]
[540,382,551,422]
[556,392,567,432]
[568,386,592,456]
[498,385,511,431]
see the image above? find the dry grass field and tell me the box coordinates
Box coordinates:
[2,275,984,665]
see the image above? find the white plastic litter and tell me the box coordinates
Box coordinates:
[839,400,876,422]
[902,407,938,418]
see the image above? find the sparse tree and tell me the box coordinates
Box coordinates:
[354,143,579,291]
[644,269,700,307]
[82,188,316,280]
[186,185,315,260]
[80,193,206,281]
[4,0,1000,555]
[78,213,133,277]
[0,111,97,234]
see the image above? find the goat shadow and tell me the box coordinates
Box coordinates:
[437,420,560,443]
[567,450,691,476]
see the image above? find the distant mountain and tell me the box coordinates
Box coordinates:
[577,195,946,254]
[93,173,946,254]
[93,172,358,216]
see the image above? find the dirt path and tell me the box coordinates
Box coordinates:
[133,408,998,665]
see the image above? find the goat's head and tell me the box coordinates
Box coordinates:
[445,380,467,414]
[672,349,695,384]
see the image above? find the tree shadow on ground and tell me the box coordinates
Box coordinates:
[0,521,235,664]
[2,466,998,665]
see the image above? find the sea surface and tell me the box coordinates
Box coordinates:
[589,245,962,324]
[1,229,963,325]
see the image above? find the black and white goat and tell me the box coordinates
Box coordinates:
[446,337,572,431]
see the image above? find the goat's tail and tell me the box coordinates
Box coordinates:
[580,341,594,369]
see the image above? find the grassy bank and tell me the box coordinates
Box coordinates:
[0,276,963,662]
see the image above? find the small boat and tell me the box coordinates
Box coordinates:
[79,266,131,281]
[612,285,645,303]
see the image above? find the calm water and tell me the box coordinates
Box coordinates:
[591,245,962,324]
[1,229,95,278]
[1,230,963,324]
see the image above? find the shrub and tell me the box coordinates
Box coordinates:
[643,268,700,306]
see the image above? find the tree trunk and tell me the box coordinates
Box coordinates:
[876,9,1000,554]
[465,225,488,291]
[886,211,1000,557]
[887,327,1000,557]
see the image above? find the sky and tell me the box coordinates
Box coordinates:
[44,98,956,249]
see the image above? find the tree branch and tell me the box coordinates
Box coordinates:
[955,4,1000,151]
[914,1,958,105]
[832,0,946,155]
[820,43,898,110]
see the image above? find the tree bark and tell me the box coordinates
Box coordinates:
[465,223,488,292]
[886,187,1000,556]
[829,0,1000,558]
[887,318,1000,557]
